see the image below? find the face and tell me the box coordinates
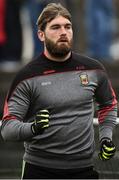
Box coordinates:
[38,16,73,58]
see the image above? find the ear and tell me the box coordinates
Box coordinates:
[37,30,45,42]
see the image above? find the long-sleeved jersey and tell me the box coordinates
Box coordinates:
[1,52,117,169]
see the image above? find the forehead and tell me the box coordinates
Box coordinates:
[47,15,72,27]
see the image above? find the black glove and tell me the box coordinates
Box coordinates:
[98,138,116,161]
[31,109,49,135]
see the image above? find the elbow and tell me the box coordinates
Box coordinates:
[0,120,19,142]
[1,126,12,141]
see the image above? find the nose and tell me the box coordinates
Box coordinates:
[60,27,67,35]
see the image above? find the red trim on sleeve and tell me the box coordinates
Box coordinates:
[98,88,117,123]
[2,99,16,121]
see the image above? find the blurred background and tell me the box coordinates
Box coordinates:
[0,0,119,178]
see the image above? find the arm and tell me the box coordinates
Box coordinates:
[95,70,117,141]
[95,70,117,160]
[1,80,34,141]
[1,80,49,142]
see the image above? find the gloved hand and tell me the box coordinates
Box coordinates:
[98,138,116,161]
[31,109,49,135]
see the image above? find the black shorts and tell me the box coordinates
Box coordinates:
[22,161,99,179]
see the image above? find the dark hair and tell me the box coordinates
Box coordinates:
[36,3,72,31]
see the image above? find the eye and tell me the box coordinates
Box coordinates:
[65,24,72,29]
[51,25,60,30]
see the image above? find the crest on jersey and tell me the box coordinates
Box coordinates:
[80,74,89,85]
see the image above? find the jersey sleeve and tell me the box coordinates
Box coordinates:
[1,80,34,141]
[95,70,118,141]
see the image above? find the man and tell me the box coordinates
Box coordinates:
[1,3,117,179]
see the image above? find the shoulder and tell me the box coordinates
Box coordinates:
[18,56,45,78]
[72,52,105,70]
[13,53,47,82]
[7,55,45,100]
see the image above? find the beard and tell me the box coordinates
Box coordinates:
[45,36,72,58]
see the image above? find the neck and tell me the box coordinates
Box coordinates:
[44,49,71,62]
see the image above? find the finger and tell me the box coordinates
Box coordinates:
[103,145,116,152]
[102,149,114,157]
[37,119,49,123]
[39,109,49,114]
[37,114,49,118]
[98,153,110,160]
[39,121,49,129]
